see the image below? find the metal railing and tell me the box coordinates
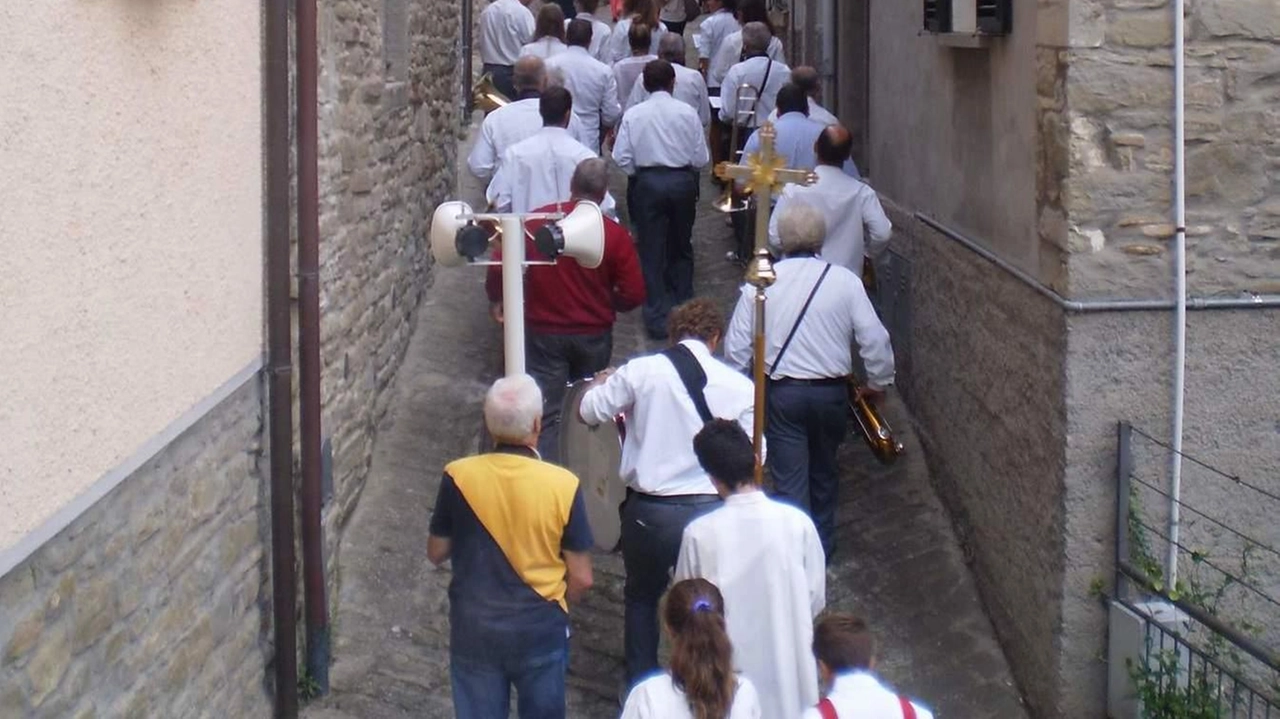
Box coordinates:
[1113,422,1280,717]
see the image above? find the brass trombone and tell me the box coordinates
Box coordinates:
[848,260,904,464]
[473,73,510,115]
[712,81,761,213]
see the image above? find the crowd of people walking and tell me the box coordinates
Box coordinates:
[435,0,931,717]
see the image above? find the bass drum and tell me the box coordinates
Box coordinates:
[559,379,626,552]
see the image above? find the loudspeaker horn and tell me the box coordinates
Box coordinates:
[533,201,605,269]
[430,201,487,267]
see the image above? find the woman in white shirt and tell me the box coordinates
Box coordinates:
[621,579,762,719]
[520,4,569,59]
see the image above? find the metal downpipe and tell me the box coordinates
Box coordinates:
[295,0,330,696]
[264,0,298,714]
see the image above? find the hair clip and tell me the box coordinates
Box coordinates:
[691,597,715,613]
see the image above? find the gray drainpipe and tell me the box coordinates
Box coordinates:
[916,214,1280,312]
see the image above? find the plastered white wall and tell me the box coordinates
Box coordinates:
[0,1,263,550]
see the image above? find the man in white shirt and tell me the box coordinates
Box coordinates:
[565,0,614,61]
[706,0,783,90]
[612,22,659,112]
[480,0,537,98]
[769,125,888,274]
[802,614,935,719]
[578,298,757,687]
[675,419,826,719]
[694,0,740,76]
[718,23,790,134]
[625,34,710,125]
[765,66,838,126]
[467,56,592,181]
[487,87,617,213]
[659,0,690,36]
[723,202,894,558]
[546,19,621,151]
[612,60,710,339]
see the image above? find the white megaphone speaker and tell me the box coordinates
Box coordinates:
[430,201,493,267]
[532,201,605,269]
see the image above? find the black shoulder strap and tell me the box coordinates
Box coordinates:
[661,344,715,424]
[768,264,832,378]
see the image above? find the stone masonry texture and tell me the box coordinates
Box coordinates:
[0,1,465,715]
[0,380,272,718]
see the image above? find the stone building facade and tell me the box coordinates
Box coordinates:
[0,1,465,715]
[816,0,1280,715]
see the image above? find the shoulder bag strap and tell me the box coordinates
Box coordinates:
[899,696,917,719]
[749,56,775,123]
[816,697,839,719]
[661,345,715,423]
[767,263,832,378]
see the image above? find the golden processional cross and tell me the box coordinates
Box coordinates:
[713,122,817,485]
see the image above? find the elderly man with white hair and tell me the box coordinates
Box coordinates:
[723,202,895,560]
[428,373,595,718]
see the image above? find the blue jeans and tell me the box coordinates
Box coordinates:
[450,639,568,719]
[766,381,848,559]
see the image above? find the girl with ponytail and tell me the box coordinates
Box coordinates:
[621,579,762,719]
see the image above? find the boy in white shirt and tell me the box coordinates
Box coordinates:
[801,614,934,719]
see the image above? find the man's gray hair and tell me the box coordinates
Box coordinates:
[777,201,827,255]
[571,158,610,202]
[483,374,543,442]
[658,33,686,65]
[513,56,547,93]
[742,22,771,57]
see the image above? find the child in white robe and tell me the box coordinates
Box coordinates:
[620,578,762,719]
[800,614,935,719]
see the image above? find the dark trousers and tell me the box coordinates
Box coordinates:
[630,168,699,337]
[664,19,687,36]
[766,381,849,559]
[482,63,516,100]
[621,492,722,684]
[526,329,614,464]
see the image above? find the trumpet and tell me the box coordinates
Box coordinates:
[848,382,904,465]
[713,81,761,214]
[472,73,510,115]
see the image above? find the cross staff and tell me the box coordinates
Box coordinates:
[713,122,817,486]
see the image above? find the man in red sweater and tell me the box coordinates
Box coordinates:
[486,157,646,462]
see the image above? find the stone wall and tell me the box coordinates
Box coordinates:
[313,0,464,568]
[0,380,271,718]
[883,203,1071,717]
[1059,0,1280,297]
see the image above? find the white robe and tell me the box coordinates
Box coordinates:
[675,491,827,719]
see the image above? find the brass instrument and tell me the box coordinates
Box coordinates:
[848,384,904,464]
[472,73,510,114]
[713,81,761,214]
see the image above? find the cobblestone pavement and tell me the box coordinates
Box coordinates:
[303,127,1030,718]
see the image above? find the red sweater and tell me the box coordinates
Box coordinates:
[485,200,646,334]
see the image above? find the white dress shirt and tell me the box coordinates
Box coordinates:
[545,46,622,150]
[625,62,710,124]
[707,32,783,89]
[724,257,895,388]
[694,9,740,61]
[767,98,838,126]
[601,17,668,64]
[675,491,826,719]
[466,97,592,179]
[486,126,616,213]
[565,12,614,61]
[612,54,657,109]
[578,339,757,496]
[798,672,935,719]
[612,91,710,174]
[519,36,567,59]
[659,0,686,24]
[769,165,892,274]
[480,0,536,66]
[622,673,762,719]
[719,56,791,127]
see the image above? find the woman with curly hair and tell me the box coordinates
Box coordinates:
[621,579,761,718]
